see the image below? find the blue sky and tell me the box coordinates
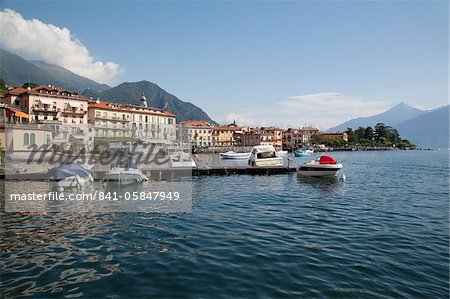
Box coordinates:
[0,1,448,128]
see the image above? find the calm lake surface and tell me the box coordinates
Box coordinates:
[1,150,449,298]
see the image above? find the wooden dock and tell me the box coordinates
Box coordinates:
[1,166,297,181]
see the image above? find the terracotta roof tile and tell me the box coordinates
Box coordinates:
[89,101,176,118]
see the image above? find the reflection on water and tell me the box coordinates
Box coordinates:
[296,174,345,195]
[5,178,192,213]
[0,151,449,298]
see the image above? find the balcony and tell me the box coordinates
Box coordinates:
[62,108,87,116]
[33,107,60,114]
[96,115,130,122]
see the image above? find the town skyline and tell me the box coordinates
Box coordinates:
[0,2,447,129]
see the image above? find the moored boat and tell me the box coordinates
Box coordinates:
[104,161,148,185]
[276,150,288,157]
[169,151,196,168]
[294,151,311,157]
[220,151,251,159]
[48,163,93,191]
[248,145,283,167]
[294,146,314,157]
[297,155,342,177]
[316,144,329,152]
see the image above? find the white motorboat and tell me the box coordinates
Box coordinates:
[316,144,329,152]
[297,155,342,177]
[48,163,93,191]
[276,150,288,157]
[104,161,148,185]
[220,151,251,159]
[169,151,196,168]
[248,145,283,167]
[294,150,312,157]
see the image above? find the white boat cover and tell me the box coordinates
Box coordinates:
[252,145,276,153]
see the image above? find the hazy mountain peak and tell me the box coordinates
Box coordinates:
[397,105,449,148]
[0,48,109,92]
[328,102,425,132]
[81,80,217,124]
[1,49,217,124]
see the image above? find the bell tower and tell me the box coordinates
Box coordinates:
[140,92,147,107]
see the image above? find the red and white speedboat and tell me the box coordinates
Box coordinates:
[297,155,342,177]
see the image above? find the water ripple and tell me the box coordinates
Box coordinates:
[1,151,449,298]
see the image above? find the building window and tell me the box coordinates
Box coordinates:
[23,133,29,145]
[30,133,36,145]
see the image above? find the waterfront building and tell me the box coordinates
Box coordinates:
[259,127,283,147]
[88,100,177,145]
[281,127,319,151]
[0,103,30,152]
[3,85,89,125]
[242,129,260,147]
[180,120,213,147]
[282,128,301,151]
[318,131,348,142]
[212,122,243,146]
[298,127,319,146]
[240,127,284,148]
[2,123,53,154]
[1,86,93,151]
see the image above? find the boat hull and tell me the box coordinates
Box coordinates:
[104,169,148,186]
[220,152,251,159]
[295,152,311,157]
[251,157,283,167]
[298,163,342,177]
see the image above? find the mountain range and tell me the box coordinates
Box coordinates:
[0,48,216,124]
[83,81,217,124]
[1,48,447,147]
[328,103,449,149]
[327,102,425,132]
[0,48,110,92]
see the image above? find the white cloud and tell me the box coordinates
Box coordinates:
[0,9,123,84]
[218,92,391,130]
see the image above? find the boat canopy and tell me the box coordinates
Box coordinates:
[319,155,337,165]
[252,145,276,153]
[48,163,92,180]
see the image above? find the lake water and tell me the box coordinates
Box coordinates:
[0,150,449,298]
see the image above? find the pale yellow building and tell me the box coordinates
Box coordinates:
[212,123,243,146]
[88,99,177,144]
[180,120,213,147]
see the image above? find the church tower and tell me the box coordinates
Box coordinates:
[140,93,147,107]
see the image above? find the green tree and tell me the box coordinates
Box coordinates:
[374,123,387,141]
[355,127,366,143]
[345,128,357,143]
[364,127,374,141]
[0,78,7,93]
[387,127,401,144]
[22,82,39,89]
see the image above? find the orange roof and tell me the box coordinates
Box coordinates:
[5,85,87,100]
[8,88,28,95]
[181,120,211,127]
[320,132,346,135]
[89,101,176,118]
[213,126,242,131]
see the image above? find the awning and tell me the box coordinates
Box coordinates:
[68,101,81,108]
[7,107,29,119]
[15,111,29,118]
[38,98,54,105]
